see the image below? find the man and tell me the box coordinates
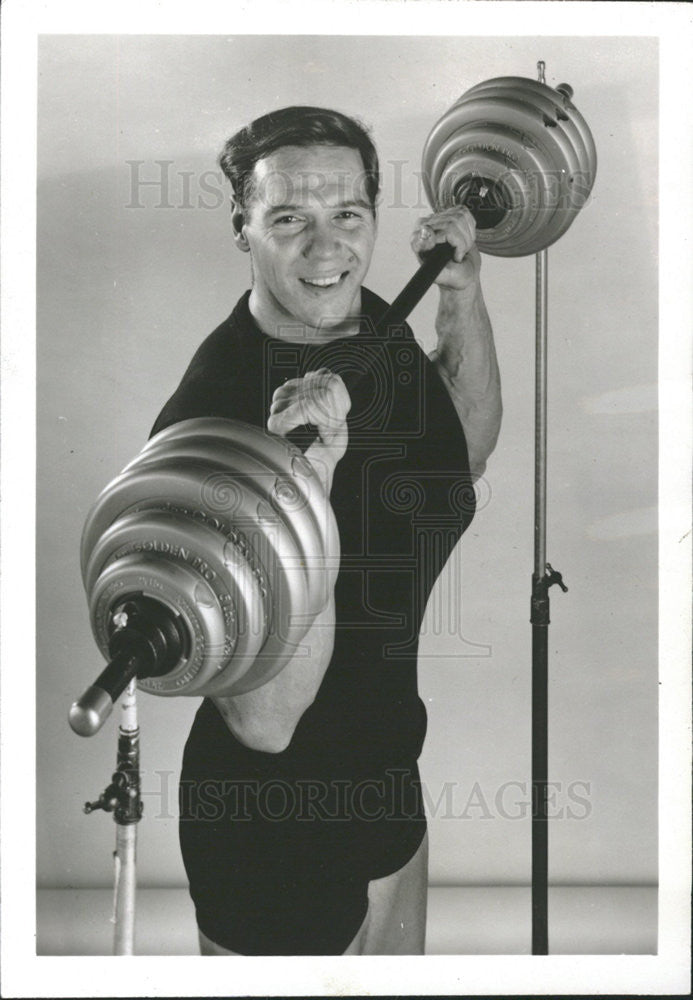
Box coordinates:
[152,106,501,955]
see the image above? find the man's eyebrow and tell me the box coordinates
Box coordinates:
[265,204,303,216]
[265,199,372,216]
[334,198,372,210]
[337,198,373,212]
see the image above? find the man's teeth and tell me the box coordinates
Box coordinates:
[302,274,343,287]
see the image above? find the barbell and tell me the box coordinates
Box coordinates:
[70,73,596,736]
[70,418,338,735]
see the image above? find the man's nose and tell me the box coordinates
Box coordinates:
[303,221,342,259]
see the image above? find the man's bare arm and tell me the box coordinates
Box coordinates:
[413,208,502,480]
[212,371,349,752]
[430,277,502,480]
[212,597,335,753]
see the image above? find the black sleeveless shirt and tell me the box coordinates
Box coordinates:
[153,286,475,882]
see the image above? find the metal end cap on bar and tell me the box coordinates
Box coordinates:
[68,686,114,737]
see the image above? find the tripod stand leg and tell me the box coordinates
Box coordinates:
[112,679,139,955]
[113,822,137,955]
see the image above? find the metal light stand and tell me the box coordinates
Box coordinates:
[530,60,569,956]
[82,679,142,954]
[387,61,574,953]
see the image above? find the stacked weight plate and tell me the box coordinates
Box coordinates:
[421,76,597,256]
[81,418,338,698]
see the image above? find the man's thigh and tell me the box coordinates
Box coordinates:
[343,831,429,955]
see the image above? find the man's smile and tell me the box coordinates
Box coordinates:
[299,271,349,289]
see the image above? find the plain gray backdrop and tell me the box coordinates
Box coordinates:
[37,35,657,896]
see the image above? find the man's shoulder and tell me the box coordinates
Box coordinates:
[149,290,264,436]
[184,290,254,378]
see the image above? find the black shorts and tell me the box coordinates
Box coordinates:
[178,699,427,955]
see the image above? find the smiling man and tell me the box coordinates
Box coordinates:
[152,107,502,956]
[240,143,376,340]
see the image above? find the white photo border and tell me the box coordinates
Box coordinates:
[1,1,691,997]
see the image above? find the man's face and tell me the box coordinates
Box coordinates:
[240,144,377,340]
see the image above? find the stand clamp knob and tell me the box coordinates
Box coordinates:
[83,769,142,822]
[545,563,568,593]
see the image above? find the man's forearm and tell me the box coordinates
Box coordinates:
[429,283,502,481]
[212,595,336,753]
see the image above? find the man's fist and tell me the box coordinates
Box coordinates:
[267,369,351,493]
[411,205,481,292]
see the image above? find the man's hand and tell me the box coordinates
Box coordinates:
[411,206,480,293]
[267,368,351,494]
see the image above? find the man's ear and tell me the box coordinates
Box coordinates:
[230,197,250,252]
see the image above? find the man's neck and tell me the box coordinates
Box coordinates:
[248,288,363,344]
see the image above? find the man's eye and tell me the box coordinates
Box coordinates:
[336,211,366,226]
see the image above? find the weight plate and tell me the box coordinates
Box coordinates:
[127,425,337,611]
[85,508,268,676]
[89,553,230,696]
[81,453,328,695]
[421,75,597,256]
[463,77,597,176]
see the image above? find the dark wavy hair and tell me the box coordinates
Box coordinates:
[218,106,380,216]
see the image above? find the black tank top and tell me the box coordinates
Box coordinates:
[153,287,474,875]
